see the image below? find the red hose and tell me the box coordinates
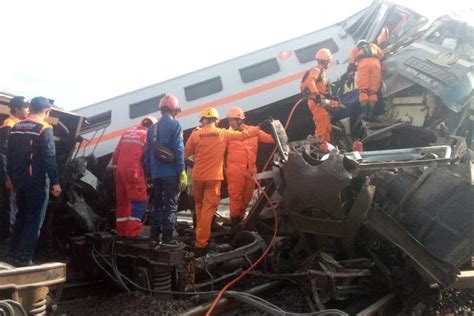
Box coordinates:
[205,178,279,315]
[261,98,306,171]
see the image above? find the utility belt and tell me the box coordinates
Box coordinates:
[356,53,377,61]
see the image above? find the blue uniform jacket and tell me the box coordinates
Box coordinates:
[144,115,184,178]
[7,118,59,188]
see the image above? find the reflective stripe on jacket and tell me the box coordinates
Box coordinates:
[7,117,59,187]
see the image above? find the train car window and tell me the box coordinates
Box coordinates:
[82,110,112,133]
[184,77,223,101]
[129,94,164,119]
[295,39,339,63]
[239,58,280,83]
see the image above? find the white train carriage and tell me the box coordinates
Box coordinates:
[73,1,426,160]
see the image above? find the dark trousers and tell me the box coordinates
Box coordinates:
[8,180,49,263]
[0,184,17,240]
[151,177,180,230]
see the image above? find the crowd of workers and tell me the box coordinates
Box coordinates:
[0,96,61,266]
[0,39,384,264]
[112,39,383,256]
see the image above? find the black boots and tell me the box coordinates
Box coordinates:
[231,217,242,234]
[150,226,161,242]
[360,104,376,122]
[161,228,179,249]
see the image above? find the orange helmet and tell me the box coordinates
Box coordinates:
[226,106,245,120]
[140,116,157,128]
[315,48,332,62]
[159,94,180,112]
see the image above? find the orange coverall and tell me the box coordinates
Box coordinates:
[226,126,274,219]
[112,126,148,237]
[349,43,384,106]
[184,123,260,248]
[300,64,332,142]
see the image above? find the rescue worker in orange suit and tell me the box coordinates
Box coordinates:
[112,116,157,238]
[300,48,340,142]
[144,94,187,249]
[0,96,29,241]
[348,40,384,119]
[184,107,261,256]
[225,106,273,231]
[7,97,61,266]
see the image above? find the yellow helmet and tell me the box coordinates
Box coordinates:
[200,107,219,120]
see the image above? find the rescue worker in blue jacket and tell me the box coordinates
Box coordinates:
[144,94,187,248]
[6,97,62,266]
[0,96,29,241]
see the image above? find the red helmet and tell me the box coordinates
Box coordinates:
[159,94,180,112]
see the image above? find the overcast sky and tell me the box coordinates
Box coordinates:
[1,0,472,110]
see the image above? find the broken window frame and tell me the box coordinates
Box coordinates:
[82,110,112,134]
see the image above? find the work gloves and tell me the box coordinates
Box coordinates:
[178,171,188,192]
[347,63,357,73]
[259,119,273,130]
[321,98,340,109]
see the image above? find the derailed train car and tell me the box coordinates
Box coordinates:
[74,118,472,314]
[67,9,473,313]
[331,13,473,151]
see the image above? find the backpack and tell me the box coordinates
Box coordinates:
[152,122,175,163]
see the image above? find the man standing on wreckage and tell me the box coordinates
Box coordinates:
[6,97,62,266]
[112,115,157,239]
[144,94,187,249]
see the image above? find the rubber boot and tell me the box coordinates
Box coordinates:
[193,246,208,257]
[231,217,242,234]
[150,226,161,242]
[161,228,179,249]
[360,103,370,120]
[367,102,377,122]
[211,215,225,232]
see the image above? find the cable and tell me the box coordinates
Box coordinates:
[91,127,107,155]
[111,240,131,292]
[92,240,349,315]
[92,246,218,296]
[205,177,279,315]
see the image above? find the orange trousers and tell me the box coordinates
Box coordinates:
[226,170,255,219]
[193,180,221,248]
[356,58,382,107]
[308,100,332,142]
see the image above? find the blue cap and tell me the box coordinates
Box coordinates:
[30,96,51,113]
